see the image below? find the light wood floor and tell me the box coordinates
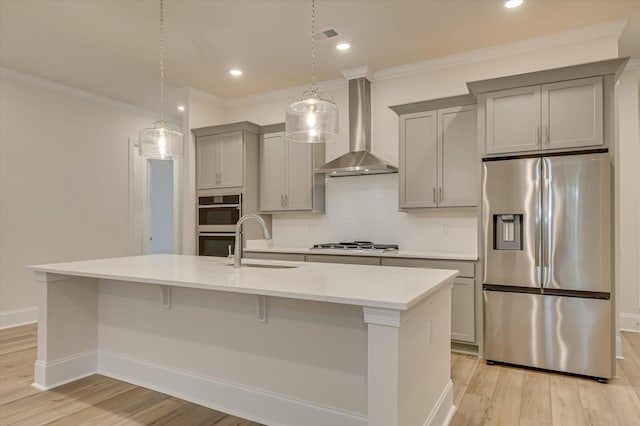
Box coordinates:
[2,324,640,425]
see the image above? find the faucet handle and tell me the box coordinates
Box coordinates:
[227,244,234,260]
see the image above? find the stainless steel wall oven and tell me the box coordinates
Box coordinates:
[197,193,241,257]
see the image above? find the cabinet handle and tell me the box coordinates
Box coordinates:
[439,188,443,202]
[280,195,284,208]
[537,126,541,144]
[433,188,436,203]
[285,195,289,207]
[545,125,550,144]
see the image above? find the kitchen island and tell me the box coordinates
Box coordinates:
[29,254,457,426]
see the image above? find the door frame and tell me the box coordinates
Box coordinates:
[128,138,182,255]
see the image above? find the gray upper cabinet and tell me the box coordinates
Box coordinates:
[399,104,477,209]
[259,130,325,213]
[484,76,604,155]
[400,111,438,208]
[196,130,244,189]
[439,105,477,207]
[485,85,541,154]
[542,76,603,150]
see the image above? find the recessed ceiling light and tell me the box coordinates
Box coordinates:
[336,42,351,51]
[504,0,523,8]
[229,69,243,76]
[177,105,185,112]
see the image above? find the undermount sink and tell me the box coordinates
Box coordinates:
[226,263,299,269]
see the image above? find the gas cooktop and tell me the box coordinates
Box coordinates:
[311,241,399,252]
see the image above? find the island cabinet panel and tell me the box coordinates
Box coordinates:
[399,105,477,209]
[259,130,324,213]
[484,76,604,155]
[196,131,244,189]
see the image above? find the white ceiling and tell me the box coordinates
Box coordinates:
[1,0,639,113]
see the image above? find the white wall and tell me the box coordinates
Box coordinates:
[0,75,152,328]
[180,89,227,254]
[616,68,640,332]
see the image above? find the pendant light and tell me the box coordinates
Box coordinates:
[139,0,182,160]
[285,0,338,144]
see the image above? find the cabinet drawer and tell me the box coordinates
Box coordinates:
[305,255,381,266]
[243,252,306,262]
[380,258,475,277]
[452,277,475,343]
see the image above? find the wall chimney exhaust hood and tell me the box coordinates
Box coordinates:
[315,69,398,176]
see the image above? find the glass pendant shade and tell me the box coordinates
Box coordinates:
[139,120,183,160]
[286,90,338,143]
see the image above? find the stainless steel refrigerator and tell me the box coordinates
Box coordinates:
[482,151,614,380]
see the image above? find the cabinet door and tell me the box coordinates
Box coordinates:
[286,141,313,211]
[217,131,244,188]
[451,277,475,343]
[485,85,541,154]
[541,76,603,150]
[438,105,477,207]
[196,135,219,189]
[399,111,438,208]
[259,132,286,211]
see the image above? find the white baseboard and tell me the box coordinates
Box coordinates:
[424,379,454,426]
[616,335,624,360]
[0,306,37,330]
[33,349,97,390]
[98,351,367,426]
[620,313,640,332]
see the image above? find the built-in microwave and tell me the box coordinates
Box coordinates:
[198,194,241,233]
[198,232,235,257]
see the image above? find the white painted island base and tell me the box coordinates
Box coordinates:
[31,255,455,426]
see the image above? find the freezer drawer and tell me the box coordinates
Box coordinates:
[484,290,613,379]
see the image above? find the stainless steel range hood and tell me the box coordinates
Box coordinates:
[315,77,398,176]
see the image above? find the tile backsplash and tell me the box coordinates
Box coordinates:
[270,174,478,254]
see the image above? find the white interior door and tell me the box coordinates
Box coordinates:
[129,138,182,256]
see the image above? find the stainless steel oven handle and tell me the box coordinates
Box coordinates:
[198,232,236,237]
[198,204,241,209]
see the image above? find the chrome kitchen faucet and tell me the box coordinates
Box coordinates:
[234,214,271,268]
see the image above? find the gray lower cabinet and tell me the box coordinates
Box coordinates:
[259,130,325,213]
[244,251,477,343]
[305,254,381,266]
[380,257,476,344]
[398,104,477,209]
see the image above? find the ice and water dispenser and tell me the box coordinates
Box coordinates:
[493,214,523,250]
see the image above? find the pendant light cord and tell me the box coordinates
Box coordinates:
[159,0,165,123]
[310,0,316,95]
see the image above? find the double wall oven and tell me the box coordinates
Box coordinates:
[198,194,241,257]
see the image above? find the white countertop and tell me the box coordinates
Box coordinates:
[244,244,478,261]
[29,254,457,311]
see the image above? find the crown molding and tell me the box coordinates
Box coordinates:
[224,77,347,110]
[625,58,640,70]
[372,19,627,82]
[341,66,374,81]
[0,66,181,123]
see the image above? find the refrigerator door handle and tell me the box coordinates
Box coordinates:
[541,158,551,288]
[535,158,542,286]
